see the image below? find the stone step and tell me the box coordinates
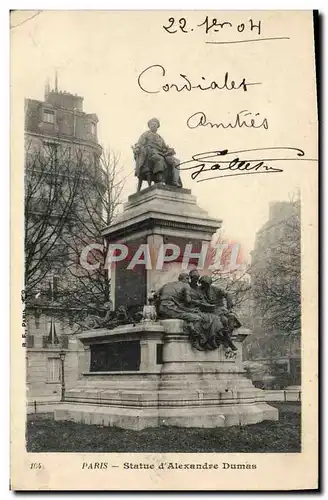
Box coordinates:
[54,401,278,430]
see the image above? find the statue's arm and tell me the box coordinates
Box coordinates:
[189,296,204,307]
[212,286,234,309]
[154,133,174,155]
[136,131,148,148]
[163,141,176,155]
[187,288,214,310]
[184,286,192,305]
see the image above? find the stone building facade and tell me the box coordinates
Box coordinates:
[24,84,103,400]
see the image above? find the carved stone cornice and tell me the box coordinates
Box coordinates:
[104,216,220,240]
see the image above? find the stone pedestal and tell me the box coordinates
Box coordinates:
[54,320,278,430]
[102,184,222,310]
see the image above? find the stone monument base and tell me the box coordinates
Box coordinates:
[54,320,278,430]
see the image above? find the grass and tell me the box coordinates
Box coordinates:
[26,403,301,453]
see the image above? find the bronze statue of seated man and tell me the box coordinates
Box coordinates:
[133,117,182,191]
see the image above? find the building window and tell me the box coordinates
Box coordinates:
[91,122,96,135]
[26,335,35,348]
[26,357,30,383]
[156,344,163,365]
[34,310,41,329]
[61,336,69,349]
[43,109,55,124]
[47,358,61,382]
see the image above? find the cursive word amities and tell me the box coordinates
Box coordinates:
[187,110,269,130]
[137,64,261,94]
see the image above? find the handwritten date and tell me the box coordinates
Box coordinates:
[163,16,261,35]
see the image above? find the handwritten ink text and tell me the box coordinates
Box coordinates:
[186,110,269,130]
[177,147,312,183]
[163,16,261,36]
[137,65,261,94]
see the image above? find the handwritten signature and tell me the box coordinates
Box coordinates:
[176,147,316,183]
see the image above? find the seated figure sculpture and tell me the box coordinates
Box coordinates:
[198,274,241,350]
[133,117,183,191]
[155,272,211,349]
[199,275,242,331]
[188,270,238,351]
[156,272,202,324]
[156,271,238,351]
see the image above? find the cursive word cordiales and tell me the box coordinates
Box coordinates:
[137,64,261,94]
[177,147,314,183]
[187,110,269,130]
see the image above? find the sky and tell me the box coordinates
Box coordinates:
[12,10,318,257]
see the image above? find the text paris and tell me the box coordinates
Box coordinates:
[137,64,261,94]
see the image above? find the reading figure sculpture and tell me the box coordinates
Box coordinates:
[156,270,241,351]
[133,117,183,191]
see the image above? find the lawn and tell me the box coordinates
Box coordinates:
[26,403,301,453]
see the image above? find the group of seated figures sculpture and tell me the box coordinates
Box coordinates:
[87,269,241,352]
[153,269,241,351]
[132,117,183,191]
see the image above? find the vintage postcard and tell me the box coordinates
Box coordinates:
[11,10,318,491]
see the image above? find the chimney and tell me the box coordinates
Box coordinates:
[44,79,50,100]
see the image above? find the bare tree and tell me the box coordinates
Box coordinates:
[54,148,126,323]
[24,141,84,299]
[209,236,253,325]
[212,268,252,308]
[25,142,126,330]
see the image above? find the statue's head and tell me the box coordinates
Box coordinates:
[189,268,200,284]
[199,275,212,289]
[178,272,189,283]
[147,117,160,132]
